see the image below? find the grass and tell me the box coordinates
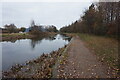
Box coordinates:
[78,33,118,69]
[1,33,28,37]
[1,32,57,37]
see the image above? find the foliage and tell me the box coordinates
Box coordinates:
[29,20,45,36]
[4,24,19,33]
[29,30,42,36]
[46,25,58,32]
[60,2,120,36]
[29,20,58,34]
[19,27,26,32]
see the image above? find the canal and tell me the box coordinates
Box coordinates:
[2,34,71,71]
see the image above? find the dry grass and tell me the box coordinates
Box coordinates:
[1,33,28,37]
[78,33,118,68]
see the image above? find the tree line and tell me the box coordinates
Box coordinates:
[60,2,120,36]
[29,20,58,35]
[1,20,58,33]
[3,24,26,33]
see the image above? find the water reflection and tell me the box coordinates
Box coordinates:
[2,34,71,49]
[2,38,26,43]
[30,34,71,49]
[30,34,57,49]
[60,34,72,42]
[2,34,71,71]
[44,35,57,41]
[30,37,43,49]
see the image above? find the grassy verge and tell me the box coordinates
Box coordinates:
[1,33,33,41]
[1,33,28,37]
[78,33,118,69]
[1,32,57,37]
[1,32,57,41]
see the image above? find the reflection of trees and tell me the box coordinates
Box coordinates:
[1,38,26,43]
[30,37,43,49]
[2,34,72,50]
[2,39,17,43]
[10,39,17,43]
[59,34,72,42]
[59,34,66,38]
[30,34,57,49]
[63,37,71,42]
[59,34,69,39]
[44,34,57,41]
[44,36,56,41]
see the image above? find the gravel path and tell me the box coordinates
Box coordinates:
[55,36,114,78]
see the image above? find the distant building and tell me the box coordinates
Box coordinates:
[24,24,57,33]
[25,25,46,32]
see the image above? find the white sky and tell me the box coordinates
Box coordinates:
[0,0,96,29]
[1,0,99,2]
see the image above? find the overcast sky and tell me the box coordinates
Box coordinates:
[1,2,92,29]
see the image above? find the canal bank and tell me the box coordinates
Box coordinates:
[52,37,74,78]
[2,44,69,78]
[2,33,68,71]
[2,34,72,78]
[1,32,57,41]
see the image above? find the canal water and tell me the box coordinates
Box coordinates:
[1,34,71,71]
